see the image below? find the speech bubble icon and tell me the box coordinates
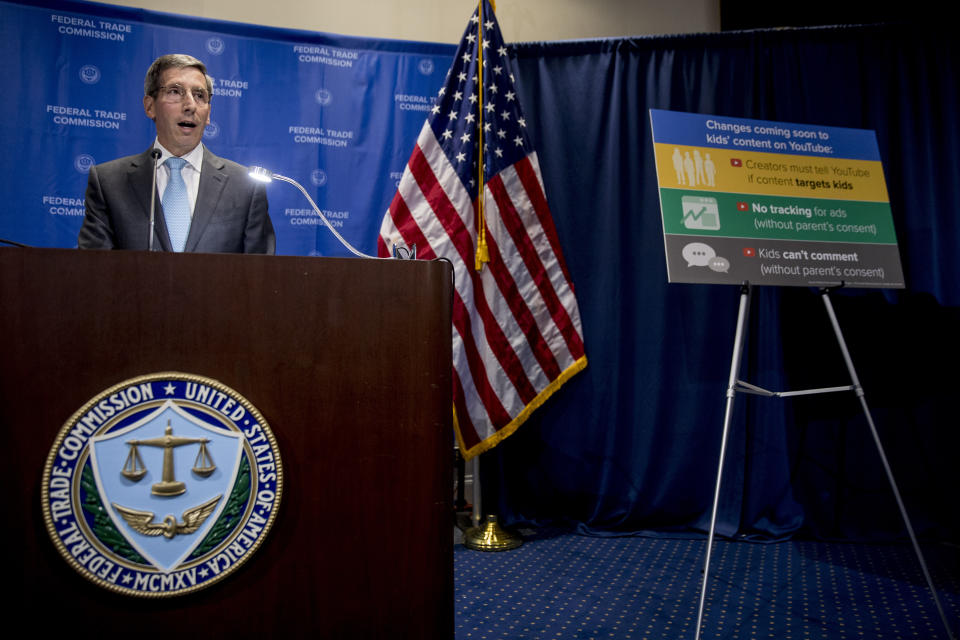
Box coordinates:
[682,242,716,267]
[708,256,730,273]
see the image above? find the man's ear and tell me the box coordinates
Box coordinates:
[143,95,155,120]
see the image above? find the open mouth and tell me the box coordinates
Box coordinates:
[178,121,197,129]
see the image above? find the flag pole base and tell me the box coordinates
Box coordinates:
[462,515,522,552]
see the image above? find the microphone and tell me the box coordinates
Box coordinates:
[148,148,162,251]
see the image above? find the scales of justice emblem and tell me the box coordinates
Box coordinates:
[115,420,222,539]
[41,373,283,597]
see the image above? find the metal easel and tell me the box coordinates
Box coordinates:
[693,281,955,640]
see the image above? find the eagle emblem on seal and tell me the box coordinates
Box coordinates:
[112,494,222,539]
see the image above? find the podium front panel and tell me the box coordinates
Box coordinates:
[0,247,453,638]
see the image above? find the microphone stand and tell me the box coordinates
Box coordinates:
[148,149,162,251]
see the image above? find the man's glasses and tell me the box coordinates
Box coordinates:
[156,84,210,105]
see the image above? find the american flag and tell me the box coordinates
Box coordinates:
[378,0,586,460]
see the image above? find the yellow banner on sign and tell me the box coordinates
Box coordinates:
[653,143,889,202]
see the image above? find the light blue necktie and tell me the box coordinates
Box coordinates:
[162,156,191,252]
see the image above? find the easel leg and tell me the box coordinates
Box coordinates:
[695,283,752,640]
[821,291,956,640]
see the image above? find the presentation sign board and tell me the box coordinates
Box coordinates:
[649,109,904,289]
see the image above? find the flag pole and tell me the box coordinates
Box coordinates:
[474,0,489,271]
[462,0,522,553]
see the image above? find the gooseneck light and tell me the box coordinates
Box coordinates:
[248,166,376,259]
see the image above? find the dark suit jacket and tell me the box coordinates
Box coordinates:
[79,147,275,254]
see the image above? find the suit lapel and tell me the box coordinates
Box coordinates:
[184,148,227,253]
[126,149,171,251]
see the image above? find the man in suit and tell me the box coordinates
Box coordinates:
[78,54,275,254]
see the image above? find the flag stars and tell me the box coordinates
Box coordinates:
[426,6,533,182]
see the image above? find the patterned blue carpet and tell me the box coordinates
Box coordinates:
[454,528,960,639]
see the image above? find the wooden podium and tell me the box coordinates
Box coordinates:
[1,247,453,638]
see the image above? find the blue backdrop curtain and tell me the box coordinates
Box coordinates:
[483,22,960,542]
[0,0,456,255]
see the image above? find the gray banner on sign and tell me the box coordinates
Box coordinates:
[663,235,905,288]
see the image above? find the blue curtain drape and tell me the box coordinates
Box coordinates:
[483,22,960,542]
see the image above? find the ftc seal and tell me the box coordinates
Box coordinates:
[41,373,282,597]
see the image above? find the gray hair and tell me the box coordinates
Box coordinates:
[143,54,214,98]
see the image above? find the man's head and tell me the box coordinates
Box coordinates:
[143,54,214,157]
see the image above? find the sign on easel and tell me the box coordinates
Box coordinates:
[649,109,905,289]
[649,117,956,640]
